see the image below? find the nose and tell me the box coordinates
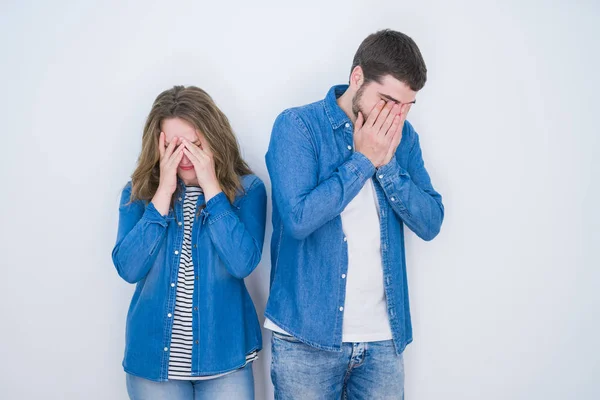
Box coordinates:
[181,154,191,165]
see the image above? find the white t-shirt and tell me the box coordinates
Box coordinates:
[265,179,392,343]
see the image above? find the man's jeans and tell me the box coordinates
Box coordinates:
[271,332,404,399]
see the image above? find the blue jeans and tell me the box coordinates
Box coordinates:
[271,332,404,400]
[126,364,254,400]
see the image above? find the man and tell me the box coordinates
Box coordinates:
[264,29,444,399]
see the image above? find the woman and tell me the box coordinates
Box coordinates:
[112,85,266,399]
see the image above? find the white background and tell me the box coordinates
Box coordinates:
[1,1,598,399]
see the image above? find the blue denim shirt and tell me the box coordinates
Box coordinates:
[112,174,266,381]
[264,85,444,354]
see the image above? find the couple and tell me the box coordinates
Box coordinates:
[112,29,444,400]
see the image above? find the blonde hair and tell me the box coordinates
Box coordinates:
[130,86,252,203]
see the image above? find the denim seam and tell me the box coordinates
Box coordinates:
[147,228,165,257]
[263,311,343,352]
[271,331,302,343]
[273,225,284,278]
[232,178,261,208]
[161,201,185,379]
[207,210,234,224]
[375,182,398,336]
[389,194,411,218]
[124,367,169,383]
[342,360,353,397]
[286,109,318,157]
[188,345,262,376]
[323,99,339,129]
[207,178,261,224]
[127,346,261,382]
[142,211,169,228]
[381,176,412,218]
[350,153,376,181]
[346,160,363,181]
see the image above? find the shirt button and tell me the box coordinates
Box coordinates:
[167,313,172,318]
[343,237,347,242]
[391,197,396,202]
[347,145,352,150]
[174,250,179,255]
[193,307,198,311]
[339,306,344,312]
[178,197,182,201]
[171,283,175,287]
[164,347,168,352]
[341,274,346,279]
[195,340,199,344]
[345,122,350,128]
[379,174,384,179]
[178,221,182,226]
[195,276,199,280]
[193,244,197,248]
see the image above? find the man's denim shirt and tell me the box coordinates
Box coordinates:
[264,85,444,354]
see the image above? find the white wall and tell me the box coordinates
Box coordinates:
[1,1,598,399]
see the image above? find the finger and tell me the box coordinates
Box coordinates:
[183,148,203,166]
[355,112,364,131]
[186,140,210,160]
[197,135,213,156]
[163,147,184,174]
[372,101,394,133]
[164,136,178,161]
[158,132,166,159]
[400,103,411,123]
[365,100,385,127]
[384,138,395,161]
[386,115,403,145]
[182,139,206,160]
[379,104,401,136]
[385,129,401,162]
[166,144,185,167]
[196,146,210,161]
[173,146,185,167]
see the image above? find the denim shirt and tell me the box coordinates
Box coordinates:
[112,174,266,381]
[264,85,444,354]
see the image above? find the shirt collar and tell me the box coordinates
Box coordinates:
[323,84,352,130]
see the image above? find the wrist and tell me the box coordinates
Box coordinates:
[156,183,175,196]
[151,189,172,216]
[202,182,223,202]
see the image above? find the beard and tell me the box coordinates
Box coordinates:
[351,84,368,118]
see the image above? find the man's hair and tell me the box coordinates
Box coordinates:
[351,29,427,91]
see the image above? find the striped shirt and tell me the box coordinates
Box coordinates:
[168,186,257,380]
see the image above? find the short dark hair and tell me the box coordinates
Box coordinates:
[351,29,427,91]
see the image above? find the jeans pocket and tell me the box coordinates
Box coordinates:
[271,331,302,344]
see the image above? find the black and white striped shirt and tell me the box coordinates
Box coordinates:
[168,186,257,380]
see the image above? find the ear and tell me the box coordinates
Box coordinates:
[349,66,364,91]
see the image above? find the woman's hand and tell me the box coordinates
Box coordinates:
[152,132,184,215]
[181,137,223,202]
